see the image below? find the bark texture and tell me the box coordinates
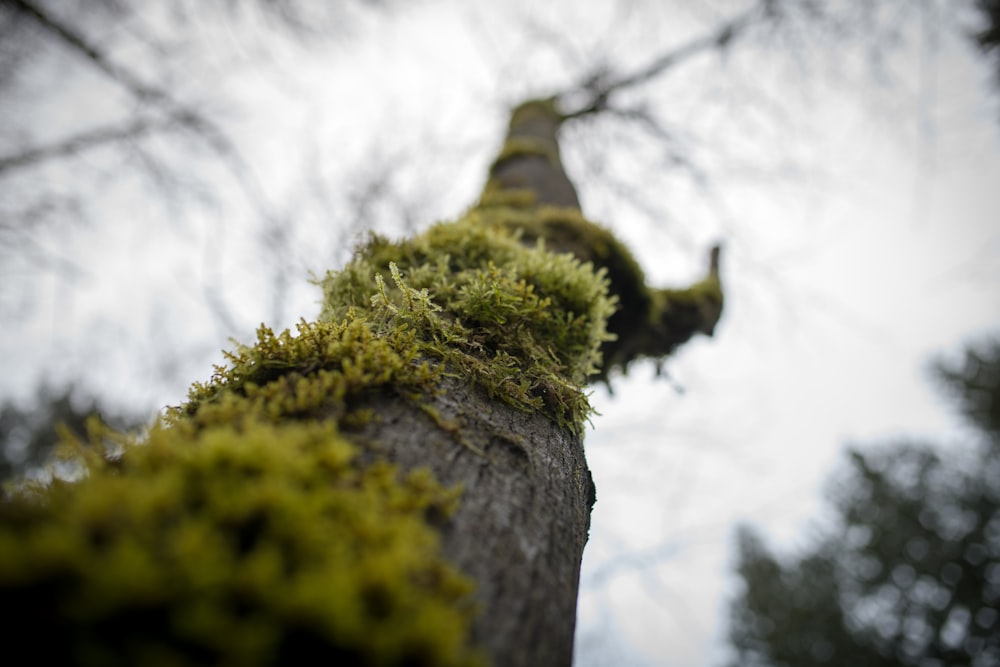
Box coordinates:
[354,376,593,666]
[489,100,582,209]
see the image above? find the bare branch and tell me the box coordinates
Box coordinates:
[7,0,175,106]
[558,4,765,118]
[0,118,171,174]
[5,0,267,211]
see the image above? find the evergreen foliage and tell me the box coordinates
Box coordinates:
[726,337,1000,667]
[0,385,139,483]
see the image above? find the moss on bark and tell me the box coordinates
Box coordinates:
[0,203,616,664]
[0,97,724,665]
[1,316,485,666]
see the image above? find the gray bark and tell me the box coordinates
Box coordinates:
[353,375,594,667]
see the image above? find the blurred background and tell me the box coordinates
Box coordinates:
[1,1,998,665]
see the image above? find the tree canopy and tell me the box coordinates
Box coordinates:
[726,337,1000,666]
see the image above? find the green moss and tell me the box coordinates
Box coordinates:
[471,203,724,378]
[176,317,440,428]
[319,212,615,435]
[0,307,492,665]
[475,183,537,210]
[490,136,561,172]
[0,201,620,663]
[476,97,724,379]
[0,418,481,666]
[0,194,621,664]
[653,273,723,332]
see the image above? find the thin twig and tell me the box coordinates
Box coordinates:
[558,4,764,118]
[0,118,170,174]
[6,0,266,209]
[5,0,290,338]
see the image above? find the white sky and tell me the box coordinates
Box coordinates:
[2,1,1000,665]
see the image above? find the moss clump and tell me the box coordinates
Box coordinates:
[484,98,581,210]
[491,136,561,170]
[475,98,724,380]
[0,418,481,666]
[508,97,561,128]
[319,213,616,434]
[472,202,723,379]
[475,183,538,210]
[0,308,492,666]
[177,317,441,428]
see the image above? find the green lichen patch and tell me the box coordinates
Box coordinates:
[0,419,482,667]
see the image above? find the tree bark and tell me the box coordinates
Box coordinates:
[353,376,593,667]
[345,99,602,665]
[339,96,721,664]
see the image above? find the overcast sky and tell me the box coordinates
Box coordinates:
[2,2,999,665]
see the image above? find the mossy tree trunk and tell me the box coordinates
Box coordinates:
[351,377,593,666]
[0,98,722,666]
[323,99,723,663]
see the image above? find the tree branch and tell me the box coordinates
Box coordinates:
[0,118,170,174]
[558,4,764,118]
[8,0,178,106]
[5,0,263,205]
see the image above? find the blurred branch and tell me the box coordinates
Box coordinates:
[607,104,710,184]
[0,117,172,174]
[5,0,294,336]
[559,3,765,118]
[9,0,182,108]
[4,0,261,200]
[0,196,88,281]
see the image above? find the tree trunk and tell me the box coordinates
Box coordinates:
[0,97,722,666]
[353,376,593,666]
[341,99,605,665]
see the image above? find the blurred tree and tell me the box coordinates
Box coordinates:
[974,0,1000,80]
[0,384,142,483]
[726,337,1000,667]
